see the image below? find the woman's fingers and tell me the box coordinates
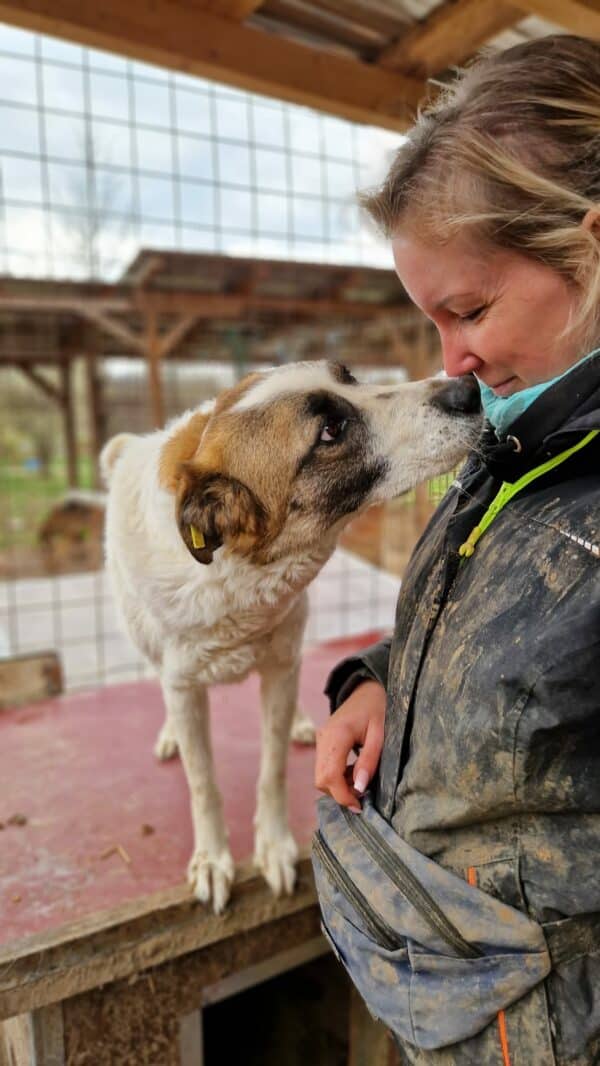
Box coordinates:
[315,721,361,808]
[352,710,385,795]
[315,679,386,809]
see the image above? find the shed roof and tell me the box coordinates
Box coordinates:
[0,248,427,370]
[0,0,595,131]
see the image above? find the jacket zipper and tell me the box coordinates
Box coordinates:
[341,808,483,960]
[313,831,405,952]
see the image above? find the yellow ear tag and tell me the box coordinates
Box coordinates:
[190,525,205,549]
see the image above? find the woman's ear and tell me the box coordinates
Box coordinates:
[581,206,600,241]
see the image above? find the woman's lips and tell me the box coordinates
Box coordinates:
[490,376,519,397]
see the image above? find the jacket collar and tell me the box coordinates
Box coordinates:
[482,350,600,482]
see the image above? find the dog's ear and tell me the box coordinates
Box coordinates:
[177,467,268,565]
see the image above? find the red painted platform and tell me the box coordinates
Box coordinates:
[0,633,383,948]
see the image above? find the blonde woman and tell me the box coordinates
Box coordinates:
[315,35,600,1065]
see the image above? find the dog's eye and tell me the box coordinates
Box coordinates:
[320,418,348,443]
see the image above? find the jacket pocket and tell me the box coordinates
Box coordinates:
[313,795,552,1051]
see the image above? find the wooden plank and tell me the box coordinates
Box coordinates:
[74,305,143,354]
[0,0,424,131]
[134,291,407,318]
[17,366,64,406]
[305,0,411,38]
[258,0,388,51]
[378,0,522,77]
[84,354,105,489]
[145,307,164,428]
[158,314,200,359]
[60,905,322,1065]
[30,1005,65,1066]
[0,856,318,1020]
[511,0,600,36]
[201,0,265,17]
[59,363,78,489]
[0,653,63,711]
[128,254,165,289]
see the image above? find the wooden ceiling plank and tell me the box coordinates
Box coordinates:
[510,0,600,36]
[378,0,523,77]
[258,0,389,50]
[200,0,265,19]
[311,0,412,38]
[0,0,424,130]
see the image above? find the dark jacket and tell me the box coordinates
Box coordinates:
[326,352,600,1065]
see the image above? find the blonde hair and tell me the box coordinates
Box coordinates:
[362,35,600,348]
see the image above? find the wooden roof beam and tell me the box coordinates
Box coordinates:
[201,0,265,18]
[0,0,424,131]
[510,0,600,36]
[158,313,200,358]
[74,305,144,354]
[128,255,165,289]
[17,364,65,404]
[136,290,406,318]
[378,0,522,78]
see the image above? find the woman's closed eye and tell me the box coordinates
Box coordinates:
[460,305,487,322]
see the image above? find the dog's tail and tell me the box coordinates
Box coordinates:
[100,433,136,486]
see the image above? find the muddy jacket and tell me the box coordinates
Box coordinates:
[325,352,600,1065]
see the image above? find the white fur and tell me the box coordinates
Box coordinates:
[102,361,480,912]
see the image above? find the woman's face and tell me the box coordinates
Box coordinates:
[391,229,585,396]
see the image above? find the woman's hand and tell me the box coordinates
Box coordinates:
[315,680,386,810]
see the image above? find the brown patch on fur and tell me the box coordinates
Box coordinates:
[158,410,212,492]
[158,374,265,494]
[162,371,340,565]
[172,387,314,563]
[177,468,268,565]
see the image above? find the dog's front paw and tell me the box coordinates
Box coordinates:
[188,848,235,914]
[290,709,316,746]
[254,830,298,897]
[154,721,179,761]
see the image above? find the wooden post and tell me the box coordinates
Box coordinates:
[145,308,164,429]
[85,354,105,489]
[59,361,78,489]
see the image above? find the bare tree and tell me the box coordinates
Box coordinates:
[59,125,132,280]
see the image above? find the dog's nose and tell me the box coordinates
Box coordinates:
[430,375,481,415]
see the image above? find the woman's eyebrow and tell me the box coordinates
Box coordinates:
[433,291,483,311]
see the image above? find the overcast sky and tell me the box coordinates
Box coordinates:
[0,22,403,281]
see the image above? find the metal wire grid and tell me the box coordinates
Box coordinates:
[0,23,399,281]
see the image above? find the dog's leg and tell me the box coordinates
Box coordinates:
[254,659,300,896]
[290,707,316,745]
[162,675,234,913]
[154,708,179,761]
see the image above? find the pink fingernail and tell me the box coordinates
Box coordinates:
[349,805,362,814]
[354,769,369,794]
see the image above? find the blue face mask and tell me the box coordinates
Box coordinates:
[478,348,600,438]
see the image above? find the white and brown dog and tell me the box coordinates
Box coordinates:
[101,361,480,912]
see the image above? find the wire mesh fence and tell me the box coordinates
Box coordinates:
[0,22,399,280]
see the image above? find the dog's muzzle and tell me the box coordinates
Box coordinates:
[429,375,481,415]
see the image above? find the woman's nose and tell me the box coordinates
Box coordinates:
[440,332,483,378]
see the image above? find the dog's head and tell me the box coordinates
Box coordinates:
[160,361,482,565]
